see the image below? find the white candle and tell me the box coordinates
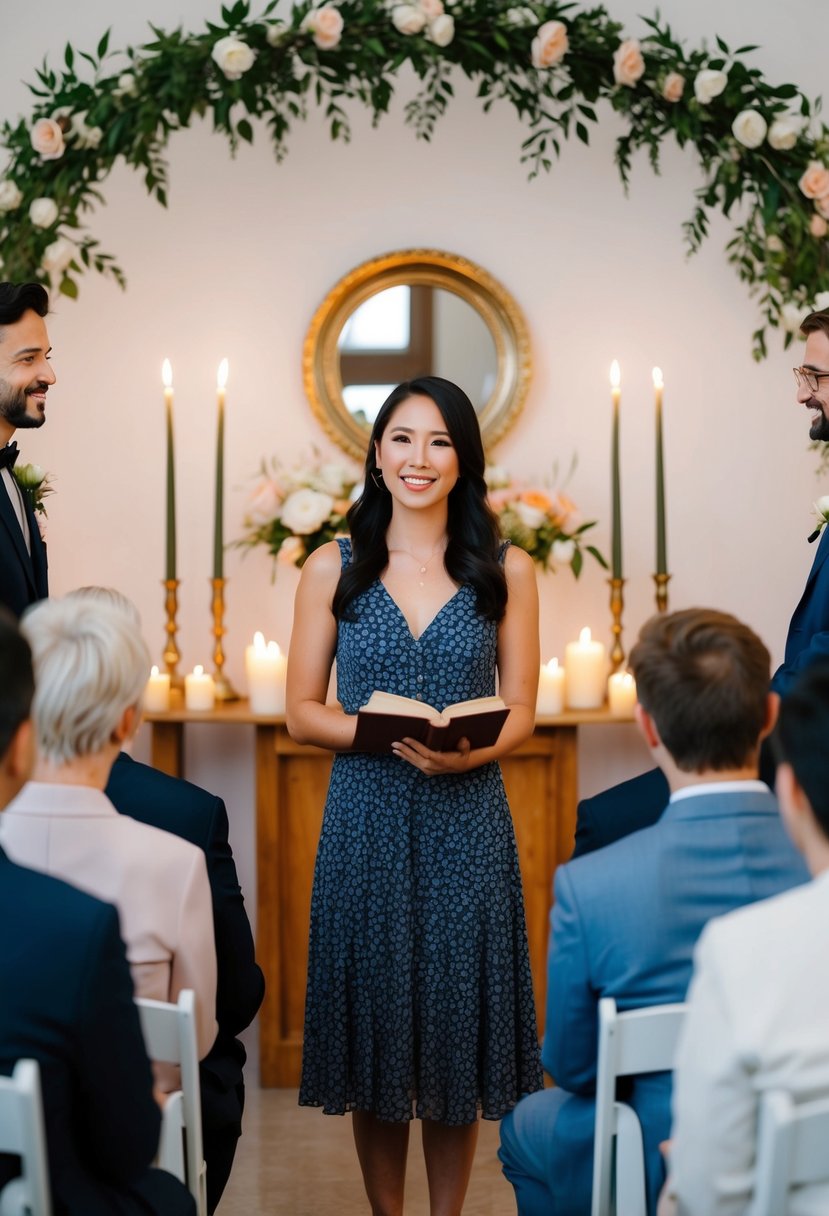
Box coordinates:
[245,631,287,715]
[537,657,565,715]
[184,664,215,711]
[143,665,170,713]
[608,670,637,717]
[564,626,607,709]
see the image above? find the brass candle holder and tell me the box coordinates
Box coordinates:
[162,578,184,690]
[608,576,626,672]
[653,572,671,614]
[211,577,240,702]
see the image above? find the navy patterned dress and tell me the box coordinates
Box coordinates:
[299,539,542,1124]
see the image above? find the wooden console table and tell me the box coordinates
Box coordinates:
[146,701,632,1086]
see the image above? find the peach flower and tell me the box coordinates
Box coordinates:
[661,72,685,103]
[302,5,344,51]
[520,489,554,513]
[613,38,645,88]
[799,162,829,201]
[531,20,569,70]
[420,0,444,18]
[816,195,829,221]
[810,213,829,239]
[30,117,65,161]
[277,536,305,565]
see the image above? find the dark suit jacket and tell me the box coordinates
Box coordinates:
[572,767,670,858]
[771,524,829,695]
[0,475,48,618]
[0,847,161,1215]
[105,753,265,1128]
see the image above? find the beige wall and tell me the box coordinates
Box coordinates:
[1,1,823,939]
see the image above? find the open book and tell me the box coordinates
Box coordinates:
[352,690,509,754]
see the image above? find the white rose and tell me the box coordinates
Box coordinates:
[485,464,511,490]
[531,20,569,70]
[815,291,829,311]
[767,114,803,151]
[420,0,444,18]
[731,109,767,149]
[71,113,104,150]
[551,538,576,566]
[30,117,65,160]
[280,488,334,535]
[815,495,829,521]
[514,500,546,531]
[41,237,76,275]
[811,213,829,239]
[505,6,536,26]
[316,463,353,496]
[245,477,282,525]
[29,198,58,228]
[613,38,645,88]
[113,72,138,99]
[0,181,23,212]
[781,301,807,334]
[693,68,728,105]
[301,6,344,51]
[211,35,257,80]
[427,14,455,47]
[391,4,426,34]
[265,22,287,47]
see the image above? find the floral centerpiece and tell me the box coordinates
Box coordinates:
[237,453,359,570]
[486,465,607,577]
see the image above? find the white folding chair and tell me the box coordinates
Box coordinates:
[0,1059,52,1216]
[747,1089,829,1215]
[591,997,687,1216]
[136,990,206,1216]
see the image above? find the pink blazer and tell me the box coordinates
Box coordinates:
[0,782,218,1064]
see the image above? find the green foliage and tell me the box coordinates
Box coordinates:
[2,0,828,357]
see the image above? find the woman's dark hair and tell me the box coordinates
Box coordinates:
[0,608,35,760]
[0,282,49,327]
[332,376,507,622]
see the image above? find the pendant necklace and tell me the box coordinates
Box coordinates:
[390,542,446,587]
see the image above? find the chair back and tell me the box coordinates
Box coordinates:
[137,990,205,1216]
[0,1059,52,1216]
[748,1089,829,1215]
[591,997,687,1216]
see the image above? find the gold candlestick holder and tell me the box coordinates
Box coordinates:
[608,576,626,672]
[211,577,240,702]
[653,572,671,614]
[162,578,184,690]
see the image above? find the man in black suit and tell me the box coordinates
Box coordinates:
[0,283,53,617]
[0,610,194,1215]
[106,752,265,1214]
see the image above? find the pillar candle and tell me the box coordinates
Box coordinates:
[162,359,176,581]
[214,359,228,580]
[245,631,287,715]
[610,359,623,579]
[143,665,170,713]
[537,657,565,715]
[184,664,215,711]
[608,670,637,717]
[653,366,667,576]
[565,627,607,709]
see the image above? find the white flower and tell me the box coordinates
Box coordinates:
[391,4,426,35]
[0,181,23,212]
[693,68,728,105]
[70,112,103,150]
[781,301,807,334]
[40,237,76,275]
[531,20,569,70]
[514,500,547,531]
[766,234,784,254]
[426,14,455,47]
[485,464,511,490]
[767,114,803,151]
[113,72,138,99]
[551,538,576,566]
[30,117,65,160]
[315,463,354,496]
[265,22,288,47]
[815,291,829,311]
[29,198,58,229]
[301,6,344,51]
[280,488,334,535]
[613,38,645,88]
[245,477,283,525]
[211,35,257,80]
[505,6,537,26]
[815,495,829,521]
[731,109,767,149]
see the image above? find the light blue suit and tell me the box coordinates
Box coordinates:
[499,786,809,1216]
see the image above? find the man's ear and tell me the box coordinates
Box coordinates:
[634,702,661,750]
[759,692,779,741]
[6,718,35,784]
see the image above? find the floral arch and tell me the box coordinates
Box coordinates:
[1,0,828,357]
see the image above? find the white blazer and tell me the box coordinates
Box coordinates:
[670,869,829,1216]
[0,781,218,1067]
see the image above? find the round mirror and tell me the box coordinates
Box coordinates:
[303,249,531,459]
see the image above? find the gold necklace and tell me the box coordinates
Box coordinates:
[389,542,446,586]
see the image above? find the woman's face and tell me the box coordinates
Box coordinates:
[374,393,460,511]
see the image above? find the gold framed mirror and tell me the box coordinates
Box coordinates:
[302,249,532,460]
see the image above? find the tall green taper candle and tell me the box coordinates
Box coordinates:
[653,367,667,576]
[162,359,176,581]
[213,359,228,579]
[610,360,622,579]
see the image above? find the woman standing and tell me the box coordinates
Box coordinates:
[288,376,542,1215]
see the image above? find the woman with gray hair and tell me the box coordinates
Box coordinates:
[0,593,217,1072]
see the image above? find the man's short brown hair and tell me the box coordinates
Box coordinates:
[629,608,770,773]
[801,308,829,343]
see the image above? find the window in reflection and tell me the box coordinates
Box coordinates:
[341,384,397,426]
[339,286,411,351]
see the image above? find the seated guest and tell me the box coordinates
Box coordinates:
[667,663,829,1215]
[0,609,195,1216]
[0,595,217,1075]
[499,608,809,1216]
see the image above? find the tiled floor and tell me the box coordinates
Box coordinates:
[218,1088,518,1214]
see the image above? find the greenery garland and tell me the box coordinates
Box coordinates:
[2,0,828,358]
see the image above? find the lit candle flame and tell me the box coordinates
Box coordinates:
[610,360,621,389]
[194,664,204,677]
[266,641,281,658]
[652,366,664,390]
[253,631,265,651]
[579,626,592,645]
[544,657,559,673]
[150,665,159,677]
[162,359,173,389]
[217,358,229,391]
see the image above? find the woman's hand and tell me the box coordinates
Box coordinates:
[391,736,472,776]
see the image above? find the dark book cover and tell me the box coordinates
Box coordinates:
[352,706,509,755]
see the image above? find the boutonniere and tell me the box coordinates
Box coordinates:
[13,463,55,518]
[808,495,829,543]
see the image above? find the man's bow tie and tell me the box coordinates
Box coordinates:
[0,441,19,471]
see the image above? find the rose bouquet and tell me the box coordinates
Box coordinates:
[237,454,360,571]
[486,466,607,577]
